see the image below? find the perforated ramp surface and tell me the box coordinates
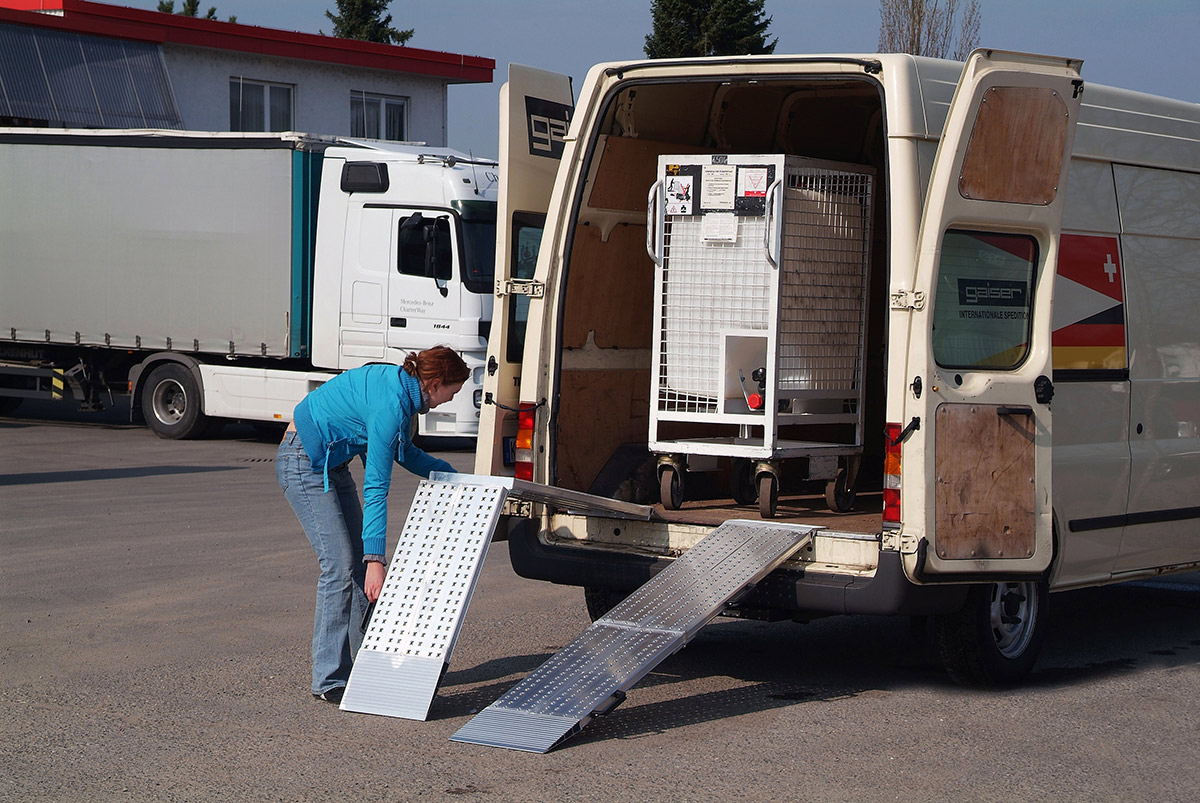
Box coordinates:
[450,520,816,752]
[340,476,508,720]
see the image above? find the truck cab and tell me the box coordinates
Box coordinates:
[312,142,498,438]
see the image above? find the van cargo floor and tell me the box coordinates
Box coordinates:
[654,489,881,534]
[450,520,816,752]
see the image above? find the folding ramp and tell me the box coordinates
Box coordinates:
[451,520,817,752]
[339,473,655,720]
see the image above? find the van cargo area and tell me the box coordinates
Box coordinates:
[554,76,888,539]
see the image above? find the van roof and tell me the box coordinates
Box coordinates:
[581,52,1200,173]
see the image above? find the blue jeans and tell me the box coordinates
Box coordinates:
[276,431,367,694]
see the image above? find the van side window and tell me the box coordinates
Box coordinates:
[932,230,1038,369]
[506,213,546,363]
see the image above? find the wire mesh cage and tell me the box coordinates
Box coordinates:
[648,153,875,475]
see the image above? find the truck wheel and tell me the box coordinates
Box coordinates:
[584,587,628,622]
[934,580,1047,687]
[824,467,856,513]
[730,459,758,505]
[758,472,778,518]
[660,465,684,510]
[142,363,210,440]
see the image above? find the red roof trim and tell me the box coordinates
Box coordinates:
[0,0,494,83]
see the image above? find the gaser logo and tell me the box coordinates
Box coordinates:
[525,96,572,159]
[957,278,1029,319]
[958,278,1027,306]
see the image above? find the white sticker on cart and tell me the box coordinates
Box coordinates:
[738,167,769,197]
[701,165,736,209]
[664,175,694,215]
[701,212,738,242]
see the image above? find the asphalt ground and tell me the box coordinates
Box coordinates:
[2,399,1199,802]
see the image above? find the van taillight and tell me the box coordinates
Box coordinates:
[515,408,535,481]
[883,422,902,527]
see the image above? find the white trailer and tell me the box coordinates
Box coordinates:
[476,52,1200,688]
[0,129,498,439]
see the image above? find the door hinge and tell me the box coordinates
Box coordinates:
[890,289,926,311]
[496,279,545,298]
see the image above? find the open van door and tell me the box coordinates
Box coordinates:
[903,50,1083,580]
[475,64,573,475]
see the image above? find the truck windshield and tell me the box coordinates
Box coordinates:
[453,200,497,294]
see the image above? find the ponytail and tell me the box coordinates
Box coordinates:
[402,346,469,388]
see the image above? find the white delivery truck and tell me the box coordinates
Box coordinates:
[0,129,497,439]
[477,52,1200,686]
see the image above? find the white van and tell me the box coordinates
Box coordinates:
[477,51,1200,686]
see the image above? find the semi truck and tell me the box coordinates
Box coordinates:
[0,128,498,439]
[476,53,1200,687]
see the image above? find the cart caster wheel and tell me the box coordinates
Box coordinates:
[660,466,684,510]
[758,472,778,519]
[825,468,856,513]
[730,459,758,505]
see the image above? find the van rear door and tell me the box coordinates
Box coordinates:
[476,64,573,475]
[903,50,1083,579]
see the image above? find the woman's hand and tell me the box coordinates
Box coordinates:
[365,561,386,602]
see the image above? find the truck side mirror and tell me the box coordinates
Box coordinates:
[424,217,453,287]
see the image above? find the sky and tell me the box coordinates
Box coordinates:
[116,0,1200,157]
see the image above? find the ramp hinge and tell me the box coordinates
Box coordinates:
[890,289,926,311]
[501,497,533,517]
[496,279,545,298]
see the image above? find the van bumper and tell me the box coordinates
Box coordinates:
[506,518,968,617]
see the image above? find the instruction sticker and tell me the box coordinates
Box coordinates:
[701,165,736,209]
[664,174,694,215]
[738,167,770,198]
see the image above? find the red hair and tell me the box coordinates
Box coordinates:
[402,346,469,388]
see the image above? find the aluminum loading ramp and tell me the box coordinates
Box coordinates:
[450,520,816,752]
[340,473,656,721]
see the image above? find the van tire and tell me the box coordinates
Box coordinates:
[584,587,627,622]
[934,580,1047,687]
[142,363,209,440]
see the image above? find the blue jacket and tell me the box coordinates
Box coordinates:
[291,364,454,556]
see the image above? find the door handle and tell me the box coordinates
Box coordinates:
[1034,374,1054,405]
[997,405,1033,417]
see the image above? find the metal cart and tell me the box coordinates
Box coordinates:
[646,154,875,517]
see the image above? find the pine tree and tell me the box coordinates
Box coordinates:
[157,0,235,23]
[324,0,414,45]
[645,0,777,59]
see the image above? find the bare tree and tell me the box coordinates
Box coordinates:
[878,0,981,60]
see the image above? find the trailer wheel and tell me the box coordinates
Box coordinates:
[660,465,684,510]
[758,472,778,518]
[142,363,210,440]
[584,587,628,622]
[824,467,856,513]
[730,459,758,505]
[934,580,1047,687]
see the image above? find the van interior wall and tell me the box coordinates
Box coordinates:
[557,78,887,497]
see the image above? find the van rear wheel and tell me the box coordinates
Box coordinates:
[584,587,628,622]
[934,580,1047,687]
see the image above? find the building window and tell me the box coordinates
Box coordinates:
[350,92,407,141]
[229,78,293,132]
